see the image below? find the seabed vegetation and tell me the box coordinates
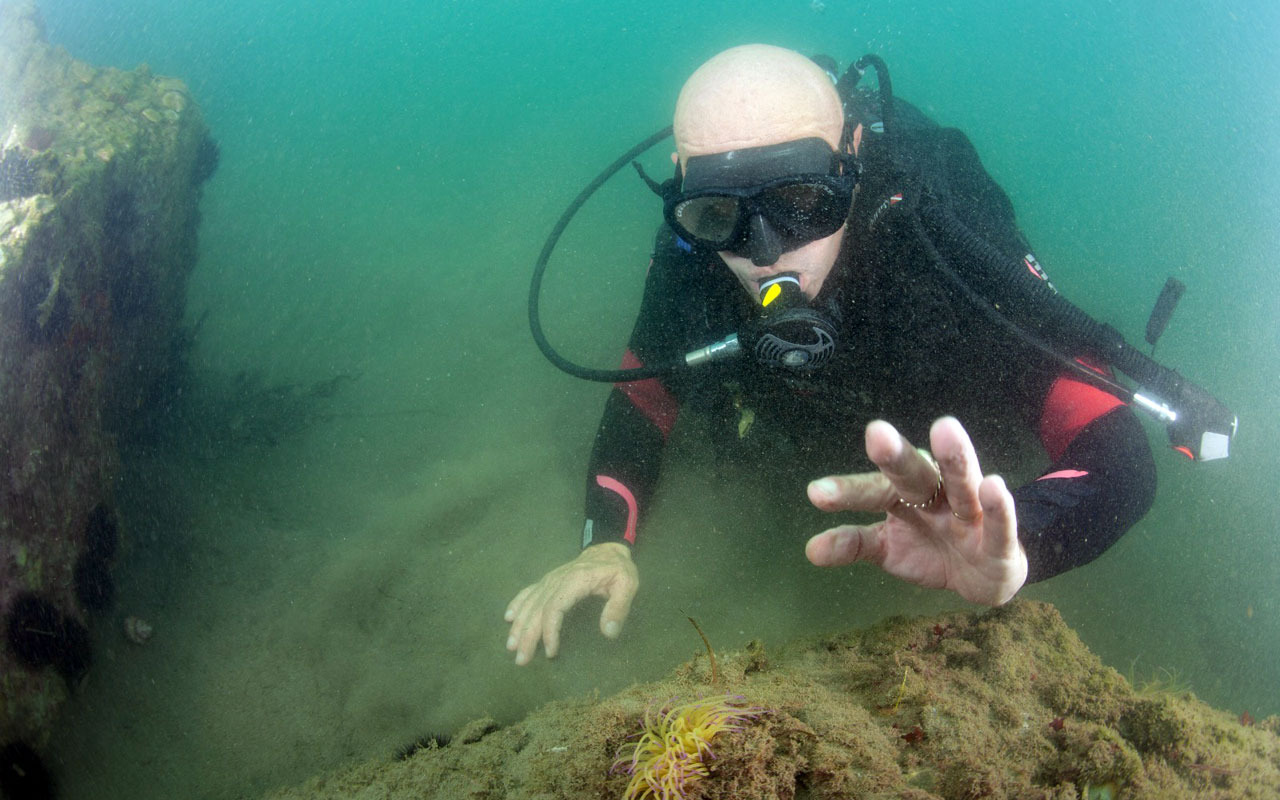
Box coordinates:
[1126,659,1194,700]
[262,600,1280,799]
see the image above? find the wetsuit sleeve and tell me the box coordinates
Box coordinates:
[1014,376,1157,582]
[906,109,1158,580]
[580,235,692,550]
[582,380,673,548]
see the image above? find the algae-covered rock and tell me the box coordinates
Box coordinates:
[0,0,212,751]
[262,601,1280,800]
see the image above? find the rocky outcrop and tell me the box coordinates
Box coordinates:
[0,0,212,755]
[266,601,1280,800]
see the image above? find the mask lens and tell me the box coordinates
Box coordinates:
[761,182,847,238]
[668,176,852,251]
[672,195,741,246]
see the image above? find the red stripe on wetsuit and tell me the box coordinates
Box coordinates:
[1016,359,1156,583]
[1038,360,1126,464]
[594,475,637,544]
[584,350,680,548]
[616,349,678,438]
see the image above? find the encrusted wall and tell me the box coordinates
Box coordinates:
[0,0,212,750]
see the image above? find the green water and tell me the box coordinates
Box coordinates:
[31,0,1280,797]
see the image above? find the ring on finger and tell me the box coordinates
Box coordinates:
[894,451,944,510]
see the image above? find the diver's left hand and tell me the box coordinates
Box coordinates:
[804,416,1027,606]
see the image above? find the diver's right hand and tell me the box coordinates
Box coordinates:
[503,542,638,666]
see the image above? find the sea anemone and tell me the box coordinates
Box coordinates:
[394,732,450,761]
[611,695,765,800]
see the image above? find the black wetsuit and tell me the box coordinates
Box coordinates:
[582,100,1157,583]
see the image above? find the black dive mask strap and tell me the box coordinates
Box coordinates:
[632,160,677,201]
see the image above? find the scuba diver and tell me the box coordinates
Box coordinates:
[506,44,1233,666]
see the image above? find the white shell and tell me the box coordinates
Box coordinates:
[123,616,153,644]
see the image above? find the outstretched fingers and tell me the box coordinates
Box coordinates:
[506,580,583,664]
[805,522,887,568]
[504,585,532,624]
[806,415,1027,606]
[960,474,1026,606]
[599,583,634,640]
[807,471,898,513]
[504,545,639,666]
[929,416,984,524]
[505,584,552,666]
[864,419,942,508]
[979,474,1019,561]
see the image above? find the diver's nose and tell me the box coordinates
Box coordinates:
[746,214,784,266]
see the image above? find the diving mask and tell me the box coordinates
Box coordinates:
[663,138,858,265]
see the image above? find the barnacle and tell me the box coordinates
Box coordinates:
[612,695,764,800]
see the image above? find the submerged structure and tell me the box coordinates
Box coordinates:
[266,601,1279,799]
[0,0,212,758]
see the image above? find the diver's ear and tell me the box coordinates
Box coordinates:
[670,151,678,165]
[841,122,863,158]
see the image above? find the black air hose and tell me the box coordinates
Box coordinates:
[901,205,1131,400]
[852,54,894,136]
[528,125,683,382]
[916,198,1188,398]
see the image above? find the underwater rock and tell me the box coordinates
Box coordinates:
[0,148,38,202]
[0,0,211,749]
[261,601,1280,800]
[21,124,54,152]
[3,593,92,684]
[0,740,54,800]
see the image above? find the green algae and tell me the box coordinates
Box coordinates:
[262,600,1280,799]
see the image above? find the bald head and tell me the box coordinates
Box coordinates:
[674,45,844,167]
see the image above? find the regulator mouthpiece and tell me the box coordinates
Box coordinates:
[745,273,837,370]
[759,273,804,309]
